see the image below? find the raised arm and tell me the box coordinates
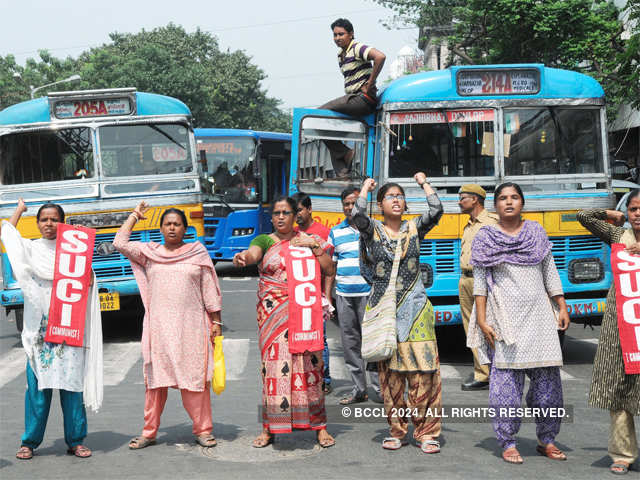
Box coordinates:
[351,178,376,241]
[577,209,625,246]
[8,198,27,227]
[412,172,443,237]
[113,201,150,265]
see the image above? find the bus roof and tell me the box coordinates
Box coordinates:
[379,64,604,104]
[0,91,191,126]
[195,128,291,142]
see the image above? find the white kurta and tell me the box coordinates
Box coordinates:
[1,221,103,411]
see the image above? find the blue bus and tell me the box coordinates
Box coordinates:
[290,64,612,326]
[0,88,204,331]
[195,128,291,262]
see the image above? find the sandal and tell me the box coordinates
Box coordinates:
[536,443,567,461]
[322,382,332,394]
[128,436,156,450]
[610,462,631,475]
[16,446,33,460]
[502,447,523,464]
[195,434,217,448]
[339,393,368,405]
[418,438,440,454]
[67,445,92,458]
[317,430,335,448]
[252,432,274,448]
[382,437,408,450]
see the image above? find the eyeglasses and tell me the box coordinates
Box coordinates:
[383,194,405,201]
[272,210,294,217]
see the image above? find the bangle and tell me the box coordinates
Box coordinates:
[212,320,223,326]
[130,212,140,221]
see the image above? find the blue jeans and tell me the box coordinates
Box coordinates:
[21,362,87,449]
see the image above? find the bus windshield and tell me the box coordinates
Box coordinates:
[503,107,603,177]
[0,127,94,185]
[388,109,495,179]
[99,123,193,177]
[196,136,258,204]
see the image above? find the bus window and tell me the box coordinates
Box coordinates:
[504,108,603,179]
[0,128,93,185]
[387,110,495,179]
[299,117,367,182]
[196,136,258,204]
[99,124,192,178]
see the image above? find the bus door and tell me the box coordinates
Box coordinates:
[258,139,291,232]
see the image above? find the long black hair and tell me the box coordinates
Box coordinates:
[36,203,65,223]
[160,208,188,227]
[494,182,525,206]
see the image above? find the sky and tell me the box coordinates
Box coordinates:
[0,0,419,110]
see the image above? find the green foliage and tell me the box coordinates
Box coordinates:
[375,0,635,121]
[0,24,290,132]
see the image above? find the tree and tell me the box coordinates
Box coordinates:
[375,0,629,118]
[615,0,640,110]
[1,24,290,132]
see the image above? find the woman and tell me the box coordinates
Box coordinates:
[114,202,222,449]
[354,173,443,453]
[2,199,102,460]
[577,194,640,475]
[232,196,336,448]
[467,182,570,464]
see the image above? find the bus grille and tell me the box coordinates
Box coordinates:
[420,239,457,273]
[550,235,604,271]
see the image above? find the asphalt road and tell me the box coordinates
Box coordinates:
[0,263,635,479]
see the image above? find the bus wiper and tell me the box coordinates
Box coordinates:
[149,125,186,151]
[210,193,235,212]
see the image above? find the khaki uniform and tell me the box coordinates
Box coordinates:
[459,209,498,382]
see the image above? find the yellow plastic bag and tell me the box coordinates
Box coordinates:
[212,335,226,395]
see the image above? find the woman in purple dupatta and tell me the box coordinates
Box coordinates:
[467,183,570,464]
[233,196,336,449]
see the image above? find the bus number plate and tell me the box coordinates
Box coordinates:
[457,69,540,96]
[99,292,120,311]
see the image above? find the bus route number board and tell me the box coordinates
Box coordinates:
[457,69,540,96]
[54,98,133,119]
[99,292,120,311]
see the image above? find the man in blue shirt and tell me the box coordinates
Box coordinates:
[329,187,380,404]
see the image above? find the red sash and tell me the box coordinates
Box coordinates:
[610,243,640,374]
[44,224,96,347]
[284,244,323,353]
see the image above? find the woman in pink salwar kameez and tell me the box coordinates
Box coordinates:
[114,202,222,450]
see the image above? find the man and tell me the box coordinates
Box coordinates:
[291,192,333,394]
[329,187,380,404]
[320,18,386,175]
[458,184,498,391]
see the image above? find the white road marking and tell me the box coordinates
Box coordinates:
[222,290,257,294]
[560,369,575,380]
[0,347,26,388]
[223,338,250,381]
[439,365,462,379]
[223,277,252,282]
[580,338,599,345]
[103,342,141,386]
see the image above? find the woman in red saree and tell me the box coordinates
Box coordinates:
[233,196,336,448]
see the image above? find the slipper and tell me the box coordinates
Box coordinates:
[339,393,368,405]
[252,433,274,448]
[317,432,335,448]
[195,434,217,448]
[536,443,567,461]
[418,438,440,454]
[322,382,332,394]
[128,436,156,450]
[382,437,408,450]
[16,446,33,460]
[67,445,92,458]
[610,462,631,475]
[502,447,523,464]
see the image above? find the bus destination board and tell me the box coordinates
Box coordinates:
[457,69,540,96]
[54,98,133,119]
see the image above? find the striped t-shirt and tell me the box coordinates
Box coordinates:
[338,40,373,94]
[329,219,371,297]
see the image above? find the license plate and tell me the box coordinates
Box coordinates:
[99,292,120,311]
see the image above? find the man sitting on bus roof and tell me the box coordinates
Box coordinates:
[292,192,333,394]
[320,18,386,177]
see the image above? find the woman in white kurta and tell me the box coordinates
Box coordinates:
[2,199,102,460]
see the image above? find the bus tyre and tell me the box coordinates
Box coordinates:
[14,308,24,333]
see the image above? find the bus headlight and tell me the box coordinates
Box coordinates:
[232,228,255,236]
[420,263,433,288]
[569,258,604,283]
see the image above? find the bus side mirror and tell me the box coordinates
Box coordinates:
[199,150,208,171]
